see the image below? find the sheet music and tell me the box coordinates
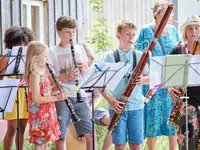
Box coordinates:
[79,62,131,91]
[150,56,164,88]
[150,54,200,88]
[11,46,27,56]
[5,46,27,75]
[0,78,20,112]
[163,55,190,88]
[188,55,200,86]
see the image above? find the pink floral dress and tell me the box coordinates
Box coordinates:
[28,73,61,144]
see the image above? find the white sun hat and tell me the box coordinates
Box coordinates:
[180,15,200,33]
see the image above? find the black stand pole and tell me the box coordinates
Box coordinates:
[85,89,95,150]
[16,89,20,150]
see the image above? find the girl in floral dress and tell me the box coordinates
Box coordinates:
[24,41,67,150]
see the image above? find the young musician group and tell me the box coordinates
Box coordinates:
[0,0,200,150]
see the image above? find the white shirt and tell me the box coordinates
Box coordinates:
[48,44,88,97]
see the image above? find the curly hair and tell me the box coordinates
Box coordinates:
[4,26,35,49]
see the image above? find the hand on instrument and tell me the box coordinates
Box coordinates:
[56,92,68,101]
[167,88,181,100]
[76,60,88,75]
[76,60,87,70]
[66,68,79,80]
[76,60,84,68]
[109,98,125,114]
[135,75,142,86]
[51,84,59,92]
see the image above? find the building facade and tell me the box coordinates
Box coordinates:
[0,0,84,54]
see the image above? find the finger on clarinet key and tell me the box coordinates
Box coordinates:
[74,68,79,76]
[52,84,59,92]
[62,92,68,99]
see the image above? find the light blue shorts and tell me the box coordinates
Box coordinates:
[109,109,144,144]
[55,97,92,138]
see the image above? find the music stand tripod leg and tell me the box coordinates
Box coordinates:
[180,88,189,150]
[91,90,95,150]
[16,90,20,150]
[86,89,95,150]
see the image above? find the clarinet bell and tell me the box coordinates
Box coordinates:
[71,113,81,124]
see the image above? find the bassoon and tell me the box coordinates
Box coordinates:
[107,4,175,135]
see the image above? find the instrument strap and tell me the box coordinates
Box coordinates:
[113,49,136,71]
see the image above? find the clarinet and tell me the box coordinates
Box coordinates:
[46,63,80,124]
[70,39,82,103]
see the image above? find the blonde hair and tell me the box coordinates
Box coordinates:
[181,15,200,43]
[117,20,137,33]
[153,0,170,20]
[24,41,48,81]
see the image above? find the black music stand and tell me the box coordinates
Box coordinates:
[79,62,130,150]
[0,46,27,150]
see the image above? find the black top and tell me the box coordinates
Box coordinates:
[170,45,200,108]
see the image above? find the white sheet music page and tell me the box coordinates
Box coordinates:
[79,62,131,91]
[150,56,164,88]
[0,78,20,112]
[5,46,27,75]
[188,54,200,86]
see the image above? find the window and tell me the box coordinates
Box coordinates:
[22,0,46,43]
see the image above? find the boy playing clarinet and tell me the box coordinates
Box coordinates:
[48,16,94,150]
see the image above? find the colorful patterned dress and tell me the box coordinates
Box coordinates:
[135,24,180,138]
[27,73,61,144]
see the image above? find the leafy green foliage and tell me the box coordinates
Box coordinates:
[86,0,113,52]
